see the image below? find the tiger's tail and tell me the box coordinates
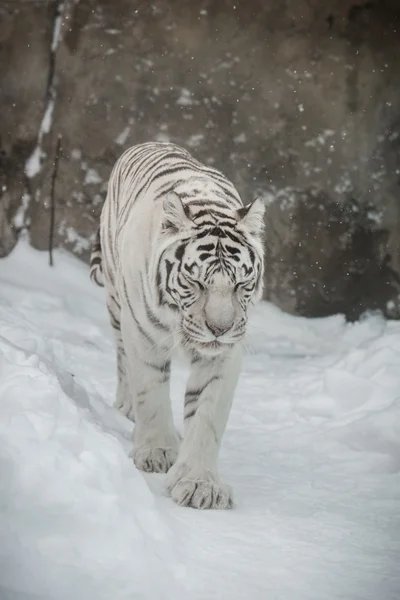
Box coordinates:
[90,228,104,287]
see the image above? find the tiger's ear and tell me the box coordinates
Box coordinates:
[236,197,265,236]
[162,192,192,232]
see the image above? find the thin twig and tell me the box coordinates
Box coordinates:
[49,134,62,267]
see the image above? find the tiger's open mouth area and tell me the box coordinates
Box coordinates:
[0,239,399,600]
[199,340,223,348]
[181,330,234,355]
[196,339,226,352]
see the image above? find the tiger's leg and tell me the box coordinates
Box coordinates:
[115,345,132,417]
[165,345,242,509]
[106,299,132,418]
[121,306,180,473]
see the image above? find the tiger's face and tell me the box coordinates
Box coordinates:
[157,192,265,356]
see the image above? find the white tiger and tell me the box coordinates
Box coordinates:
[90,142,265,509]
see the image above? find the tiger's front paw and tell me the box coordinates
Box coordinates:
[165,463,233,509]
[133,446,178,473]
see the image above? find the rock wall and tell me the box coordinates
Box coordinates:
[1,0,400,319]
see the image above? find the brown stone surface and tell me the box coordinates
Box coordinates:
[1,0,400,319]
[0,0,52,255]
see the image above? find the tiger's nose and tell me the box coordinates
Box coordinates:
[205,321,232,337]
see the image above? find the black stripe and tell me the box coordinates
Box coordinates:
[175,242,187,262]
[143,359,171,373]
[116,148,169,224]
[108,293,121,312]
[156,267,164,305]
[184,375,221,406]
[184,391,199,405]
[109,313,121,331]
[151,164,194,185]
[184,408,197,420]
[226,245,240,254]
[195,228,214,240]
[122,277,156,345]
[176,272,191,290]
[224,229,245,245]
[194,209,236,222]
[140,274,169,332]
[134,153,189,200]
[197,243,214,252]
[164,259,177,302]
[187,199,234,210]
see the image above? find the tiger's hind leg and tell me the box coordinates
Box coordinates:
[107,300,134,420]
[115,344,134,420]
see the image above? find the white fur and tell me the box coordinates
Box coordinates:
[95,143,265,509]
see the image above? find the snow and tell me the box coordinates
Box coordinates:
[57,221,92,254]
[234,132,247,143]
[25,145,43,179]
[51,2,64,53]
[24,99,55,179]
[305,129,335,148]
[51,14,63,52]
[41,100,55,136]
[0,238,399,600]
[71,148,82,161]
[13,193,31,229]
[114,126,131,146]
[186,133,204,148]
[176,88,194,106]
[84,168,102,185]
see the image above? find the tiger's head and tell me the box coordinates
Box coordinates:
[156,192,265,356]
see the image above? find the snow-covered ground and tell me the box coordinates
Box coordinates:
[0,238,399,600]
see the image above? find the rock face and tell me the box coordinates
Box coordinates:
[1,0,400,319]
[0,0,52,255]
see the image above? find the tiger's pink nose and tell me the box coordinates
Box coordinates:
[205,321,231,337]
